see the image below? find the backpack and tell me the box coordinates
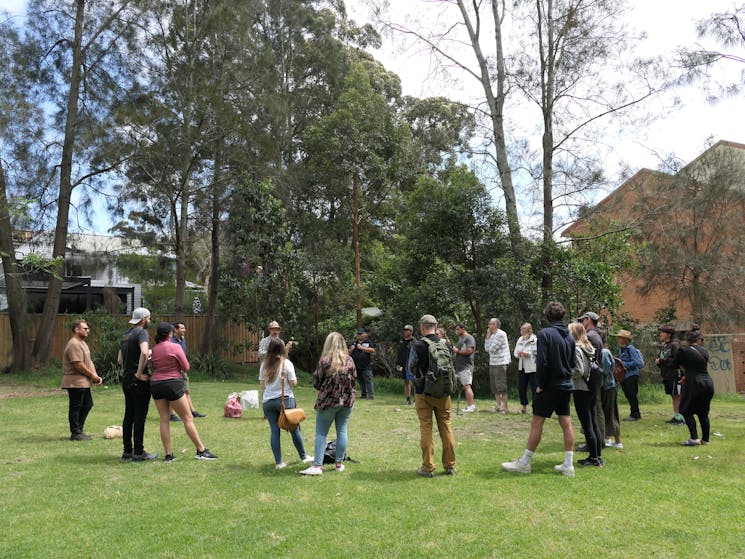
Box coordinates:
[322,440,359,464]
[420,337,456,398]
[575,346,592,383]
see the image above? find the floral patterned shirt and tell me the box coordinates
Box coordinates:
[313,355,357,411]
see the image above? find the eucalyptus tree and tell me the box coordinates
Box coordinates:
[15,0,142,365]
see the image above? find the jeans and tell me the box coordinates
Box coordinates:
[358,366,374,398]
[313,406,354,467]
[263,396,307,464]
[621,375,641,419]
[415,393,456,472]
[66,387,93,435]
[517,371,537,406]
[122,377,152,455]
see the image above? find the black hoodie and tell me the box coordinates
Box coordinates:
[536,321,576,391]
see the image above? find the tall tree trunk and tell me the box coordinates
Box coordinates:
[457,0,523,256]
[353,175,362,328]
[0,163,32,372]
[200,145,224,354]
[32,0,86,366]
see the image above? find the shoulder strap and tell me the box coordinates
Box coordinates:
[280,356,287,411]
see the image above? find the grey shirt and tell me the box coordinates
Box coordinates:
[455,334,475,371]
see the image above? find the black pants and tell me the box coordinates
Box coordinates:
[517,371,537,406]
[66,387,93,435]
[573,390,602,459]
[621,376,641,419]
[122,377,151,455]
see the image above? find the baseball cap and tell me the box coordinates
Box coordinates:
[129,307,151,324]
[419,314,437,325]
[357,328,366,334]
[403,324,414,331]
[577,311,600,323]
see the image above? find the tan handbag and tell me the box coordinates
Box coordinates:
[277,357,306,431]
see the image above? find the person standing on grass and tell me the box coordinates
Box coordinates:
[260,338,312,469]
[408,314,457,477]
[150,323,217,461]
[350,328,376,400]
[301,332,357,476]
[578,312,605,445]
[61,320,102,441]
[656,325,684,425]
[568,322,603,467]
[169,321,206,422]
[597,327,622,449]
[118,307,157,462]
[453,324,476,413]
[484,318,511,413]
[502,302,576,477]
[258,321,294,363]
[674,326,714,447]
[396,325,416,406]
[513,322,538,414]
[615,329,644,421]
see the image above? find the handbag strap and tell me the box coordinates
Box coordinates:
[279,356,287,412]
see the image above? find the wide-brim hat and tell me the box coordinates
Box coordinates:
[660,325,675,334]
[129,307,150,324]
[614,329,633,340]
[268,320,281,330]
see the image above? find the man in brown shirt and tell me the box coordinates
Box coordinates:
[61,320,102,440]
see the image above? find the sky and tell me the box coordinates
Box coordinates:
[1,0,743,234]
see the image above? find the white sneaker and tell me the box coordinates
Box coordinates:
[275,462,287,469]
[335,463,345,472]
[301,455,314,463]
[463,405,476,413]
[501,460,531,474]
[604,438,613,447]
[300,465,323,476]
[614,442,624,449]
[554,463,575,477]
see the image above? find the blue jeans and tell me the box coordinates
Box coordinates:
[313,406,353,467]
[263,396,308,464]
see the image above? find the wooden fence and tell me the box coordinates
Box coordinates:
[0,314,260,369]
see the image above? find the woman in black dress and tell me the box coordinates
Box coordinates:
[674,327,715,446]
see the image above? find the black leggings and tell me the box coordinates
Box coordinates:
[684,413,710,442]
[573,390,603,459]
[518,371,538,406]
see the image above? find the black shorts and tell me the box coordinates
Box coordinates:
[532,387,572,418]
[150,379,185,402]
[663,378,682,396]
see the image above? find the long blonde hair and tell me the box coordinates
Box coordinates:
[569,322,592,350]
[320,332,349,375]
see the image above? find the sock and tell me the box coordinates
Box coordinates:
[564,451,574,466]
[519,449,534,465]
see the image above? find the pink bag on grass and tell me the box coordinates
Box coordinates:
[223,393,242,418]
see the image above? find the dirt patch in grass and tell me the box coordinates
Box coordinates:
[0,386,60,400]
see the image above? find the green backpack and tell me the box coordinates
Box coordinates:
[420,337,456,398]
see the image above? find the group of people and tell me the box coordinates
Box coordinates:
[61,303,715,477]
[61,307,217,462]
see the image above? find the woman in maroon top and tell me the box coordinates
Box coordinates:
[150,323,217,461]
[300,332,357,475]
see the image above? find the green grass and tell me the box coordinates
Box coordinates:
[2,373,745,558]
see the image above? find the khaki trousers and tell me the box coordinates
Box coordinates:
[415,393,456,472]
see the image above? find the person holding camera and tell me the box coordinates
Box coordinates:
[350,328,376,400]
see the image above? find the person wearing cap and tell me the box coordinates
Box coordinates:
[117,307,157,461]
[396,325,416,405]
[577,311,605,449]
[656,325,684,425]
[258,321,290,363]
[502,302,576,477]
[350,328,376,400]
[615,329,644,421]
[150,323,217,461]
[407,314,456,476]
[61,320,102,441]
[484,317,511,413]
[453,324,476,413]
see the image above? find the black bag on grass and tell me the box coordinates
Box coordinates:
[322,440,359,464]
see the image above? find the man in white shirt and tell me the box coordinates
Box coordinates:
[484,318,511,413]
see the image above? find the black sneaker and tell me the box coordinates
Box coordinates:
[170,414,182,422]
[578,457,602,467]
[121,452,132,461]
[132,451,158,462]
[445,467,457,476]
[191,411,207,418]
[196,448,218,460]
[164,454,176,462]
[70,433,92,441]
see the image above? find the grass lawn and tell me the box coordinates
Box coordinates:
[2,373,745,558]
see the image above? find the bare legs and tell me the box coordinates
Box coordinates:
[155,395,206,456]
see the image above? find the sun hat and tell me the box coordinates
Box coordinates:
[268,321,281,330]
[660,325,675,334]
[614,329,633,340]
[129,307,151,324]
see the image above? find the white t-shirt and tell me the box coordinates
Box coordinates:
[259,359,296,402]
